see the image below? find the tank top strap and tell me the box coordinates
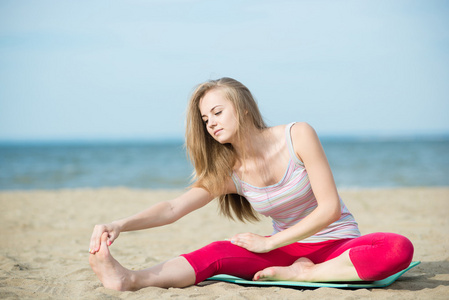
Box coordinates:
[285,122,304,166]
[231,172,244,195]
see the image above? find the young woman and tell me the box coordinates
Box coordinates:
[88,77,414,291]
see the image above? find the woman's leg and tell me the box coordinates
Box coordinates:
[89,233,195,290]
[181,239,320,284]
[338,232,414,281]
[254,249,359,282]
[254,232,414,282]
[90,232,414,289]
[90,234,310,290]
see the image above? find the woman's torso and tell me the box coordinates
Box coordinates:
[231,122,361,243]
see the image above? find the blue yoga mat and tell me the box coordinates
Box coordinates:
[206,261,420,288]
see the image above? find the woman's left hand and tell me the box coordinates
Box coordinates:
[229,232,273,253]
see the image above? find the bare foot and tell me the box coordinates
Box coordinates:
[89,232,136,291]
[253,257,315,281]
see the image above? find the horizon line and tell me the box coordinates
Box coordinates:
[1,132,449,145]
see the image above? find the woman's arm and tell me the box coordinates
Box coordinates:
[89,187,214,254]
[231,122,341,252]
[116,187,214,231]
[267,122,341,248]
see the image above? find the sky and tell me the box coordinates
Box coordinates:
[1,0,448,141]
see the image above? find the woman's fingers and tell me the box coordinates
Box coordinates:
[89,223,120,254]
[229,232,270,253]
[89,224,106,254]
[107,231,116,246]
[230,233,250,246]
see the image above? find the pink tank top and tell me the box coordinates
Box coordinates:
[231,123,361,243]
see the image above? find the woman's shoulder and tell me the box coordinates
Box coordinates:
[265,123,317,146]
[268,122,308,132]
[270,122,315,136]
[290,121,313,130]
[279,121,317,149]
[290,122,316,138]
[289,122,322,159]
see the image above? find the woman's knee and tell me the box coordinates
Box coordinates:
[350,232,414,281]
[384,233,414,268]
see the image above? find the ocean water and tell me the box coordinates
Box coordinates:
[0,138,448,190]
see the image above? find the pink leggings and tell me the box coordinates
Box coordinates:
[181,232,414,284]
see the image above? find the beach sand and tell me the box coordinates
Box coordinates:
[0,187,448,299]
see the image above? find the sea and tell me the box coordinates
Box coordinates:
[1,137,448,190]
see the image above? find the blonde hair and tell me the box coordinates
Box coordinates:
[185,77,267,222]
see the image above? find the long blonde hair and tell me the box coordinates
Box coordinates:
[185,77,267,222]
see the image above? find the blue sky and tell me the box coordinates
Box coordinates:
[1,0,448,141]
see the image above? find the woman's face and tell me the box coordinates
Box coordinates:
[199,89,239,144]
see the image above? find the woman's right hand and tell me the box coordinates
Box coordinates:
[89,222,121,254]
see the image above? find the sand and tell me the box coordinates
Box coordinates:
[0,187,448,299]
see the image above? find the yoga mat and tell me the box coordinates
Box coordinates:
[206,261,420,289]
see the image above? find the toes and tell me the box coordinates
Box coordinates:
[253,268,275,281]
[253,271,261,281]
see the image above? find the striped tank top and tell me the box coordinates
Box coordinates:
[231,122,361,243]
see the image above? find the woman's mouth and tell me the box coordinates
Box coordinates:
[214,129,223,136]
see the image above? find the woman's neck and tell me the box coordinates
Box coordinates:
[232,126,273,162]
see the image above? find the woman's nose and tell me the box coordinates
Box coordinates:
[208,116,217,127]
